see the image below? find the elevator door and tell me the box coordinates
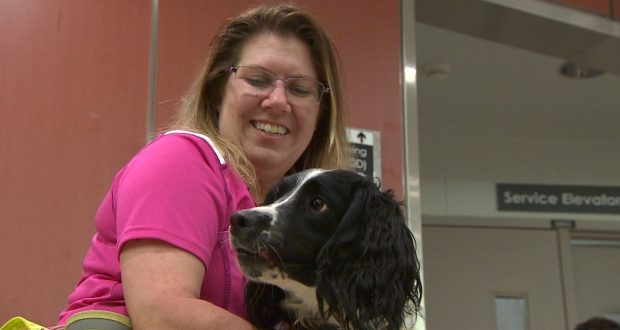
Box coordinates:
[423,226,567,330]
[571,239,620,324]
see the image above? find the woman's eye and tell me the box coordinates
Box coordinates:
[310,197,327,212]
[287,80,313,97]
[244,76,272,89]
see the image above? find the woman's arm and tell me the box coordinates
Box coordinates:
[120,239,256,330]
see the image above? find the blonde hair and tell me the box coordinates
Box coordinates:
[171,3,351,197]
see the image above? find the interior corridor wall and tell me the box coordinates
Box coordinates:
[0,0,403,325]
[0,0,151,325]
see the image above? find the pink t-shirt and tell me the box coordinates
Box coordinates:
[58,131,255,324]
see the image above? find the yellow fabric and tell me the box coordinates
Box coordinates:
[66,310,131,327]
[0,316,47,330]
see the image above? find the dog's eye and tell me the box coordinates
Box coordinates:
[310,197,327,212]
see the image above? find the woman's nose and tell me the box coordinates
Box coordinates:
[262,80,291,112]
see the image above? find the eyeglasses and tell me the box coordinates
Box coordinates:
[227,65,329,105]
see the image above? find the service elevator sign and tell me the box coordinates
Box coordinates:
[347,127,381,180]
[497,183,620,214]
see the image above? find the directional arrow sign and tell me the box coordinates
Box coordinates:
[346,127,381,180]
[357,132,366,144]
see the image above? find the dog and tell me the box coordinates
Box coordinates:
[230,169,422,330]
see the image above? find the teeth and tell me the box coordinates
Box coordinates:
[254,122,287,135]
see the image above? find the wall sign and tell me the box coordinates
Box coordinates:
[497,183,620,214]
[347,127,381,180]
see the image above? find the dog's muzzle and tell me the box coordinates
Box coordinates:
[230,209,272,243]
[230,209,278,277]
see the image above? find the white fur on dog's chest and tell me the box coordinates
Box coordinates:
[259,272,320,317]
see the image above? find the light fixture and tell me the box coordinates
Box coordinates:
[559,61,604,79]
[422,63,451,80]
[404,66,417,84]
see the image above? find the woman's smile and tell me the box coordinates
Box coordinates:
[251,121,289,136]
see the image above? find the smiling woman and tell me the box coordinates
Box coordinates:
[55,4,352,330]
[0,0,408,327]
[218,33,324,195]
[173,6,353,201]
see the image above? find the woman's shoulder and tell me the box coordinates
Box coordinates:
[158,130,226,165]
[144,130,225,166]
[113,130,227,187]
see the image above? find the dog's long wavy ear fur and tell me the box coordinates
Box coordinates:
[316,179,423,330]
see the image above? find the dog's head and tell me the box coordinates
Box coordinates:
[230,169,422,330]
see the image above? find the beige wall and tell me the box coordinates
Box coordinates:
[572,242,620,322]
[422,225,568,330]
[0,0,403,325]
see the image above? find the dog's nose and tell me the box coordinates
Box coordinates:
[230,210,271,238]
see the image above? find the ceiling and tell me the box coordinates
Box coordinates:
[413,0,620,185]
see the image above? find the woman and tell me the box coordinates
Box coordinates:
[58,4,351,329]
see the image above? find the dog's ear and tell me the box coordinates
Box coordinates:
[244,281,295,329]
[316,179,423,330]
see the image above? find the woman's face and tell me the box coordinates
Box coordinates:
[218,32,321,182]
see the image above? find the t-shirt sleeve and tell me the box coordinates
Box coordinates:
[114,134,228,268]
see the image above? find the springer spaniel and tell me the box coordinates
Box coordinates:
[230,169,422,330]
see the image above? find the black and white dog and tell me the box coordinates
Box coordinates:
[230,169,422,330]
